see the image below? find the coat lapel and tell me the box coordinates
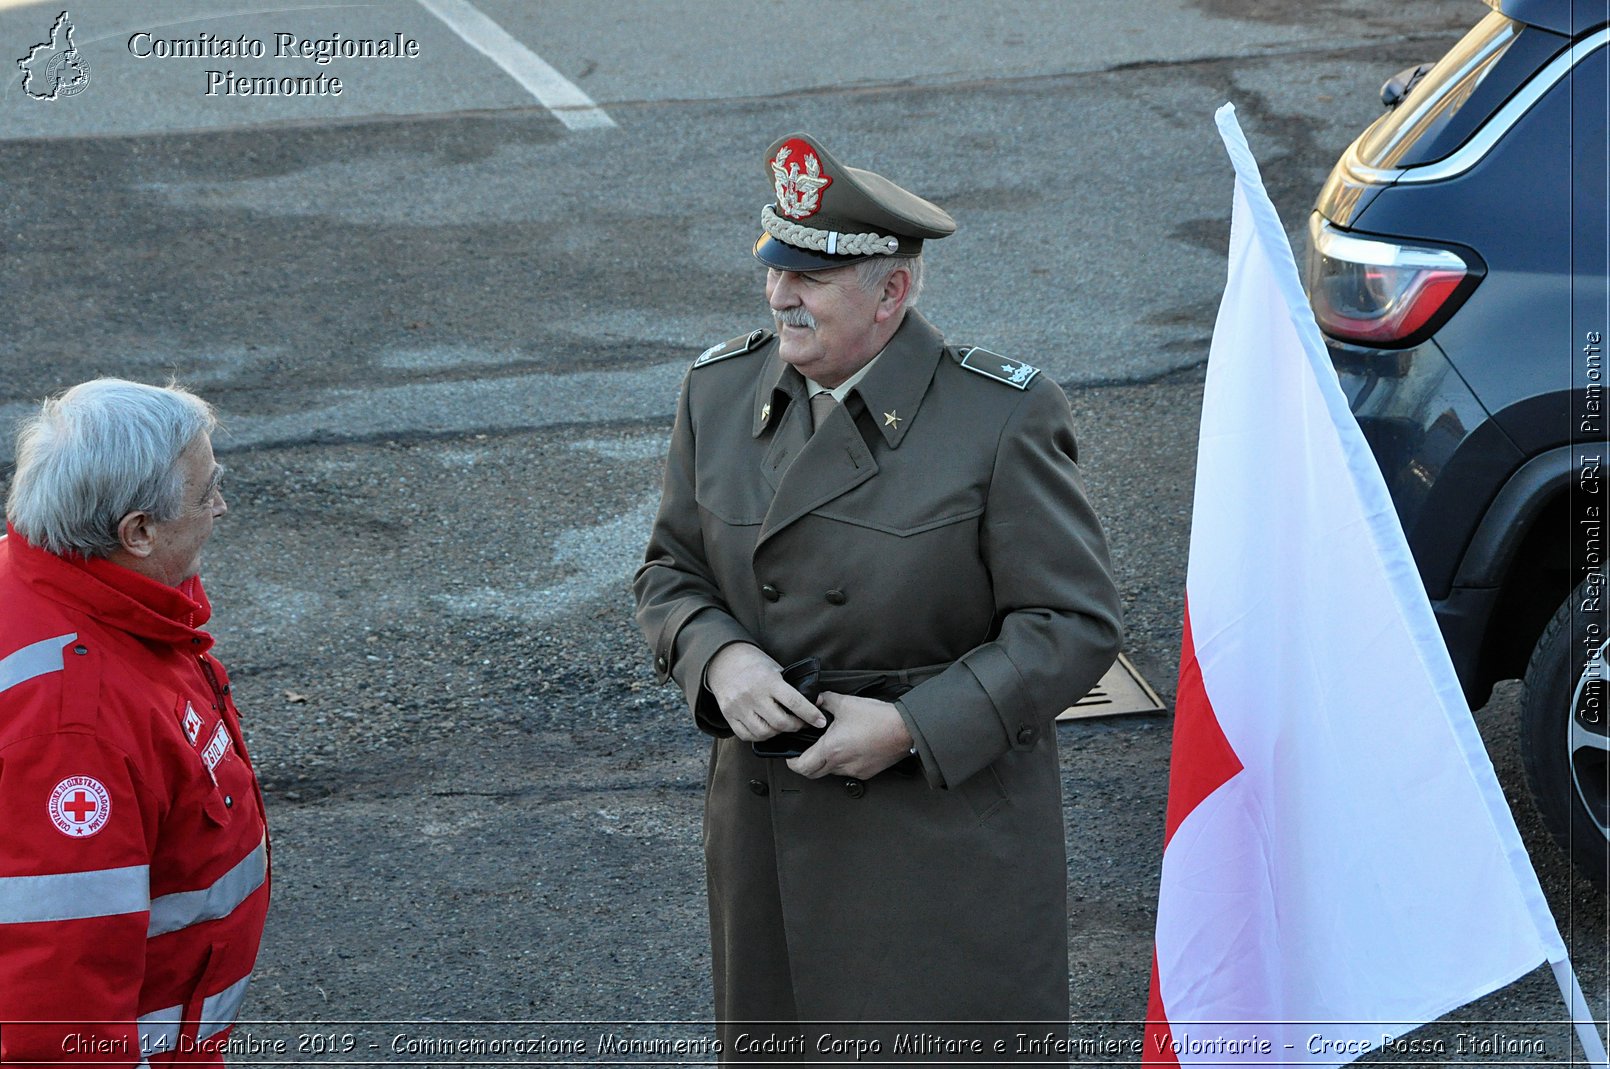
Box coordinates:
[849,311,945,450]
[756,356,810,493]
[755,312,945,548]
[758,398,879,545]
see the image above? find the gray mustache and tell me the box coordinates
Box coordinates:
[773,308,817,330]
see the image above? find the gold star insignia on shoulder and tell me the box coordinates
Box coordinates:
[761,402,771,421]
[883,410,902,428]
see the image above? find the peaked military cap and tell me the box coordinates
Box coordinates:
[753,132,957,272]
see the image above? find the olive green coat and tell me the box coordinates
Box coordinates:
[634,311,1122,1047]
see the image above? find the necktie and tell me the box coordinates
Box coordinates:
[810,390,837,433]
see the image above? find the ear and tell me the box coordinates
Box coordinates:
[116,510,158,560]
[872,267,911,324]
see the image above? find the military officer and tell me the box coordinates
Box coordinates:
[634,133,1122,1060]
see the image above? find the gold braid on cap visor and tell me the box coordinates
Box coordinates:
[761,204,901,258]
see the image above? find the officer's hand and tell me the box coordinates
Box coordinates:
[706,643,826,742]
[787,693,913,781]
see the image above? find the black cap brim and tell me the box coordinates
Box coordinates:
[753,233,878,272]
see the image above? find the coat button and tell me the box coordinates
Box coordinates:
[72,645,87,655]
[825,589,847,605]
[761,584,781,602]
[1016,725,1037,745]
[224,795,234,809]
[655,654,669,672]
[843,779,865,799]
[748,779,769,797]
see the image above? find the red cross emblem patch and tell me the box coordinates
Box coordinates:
[49,776,111,838]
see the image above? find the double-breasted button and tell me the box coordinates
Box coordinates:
[1016,725,1037,745]
[843,779,865,799]
[748,779,769,797]
[761,584,781,602]
[824,589,847,605]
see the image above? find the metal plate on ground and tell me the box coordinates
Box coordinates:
[1058,653,1166,721]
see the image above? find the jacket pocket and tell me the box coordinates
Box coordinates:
[200,787,233,828]
[183,941,252,1060]
[694,486,767,528]
[812,503,983,537]
[958,764,1010,824]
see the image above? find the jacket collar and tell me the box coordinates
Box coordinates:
[3,525,214,651]
[754,355,795,437]
[844,310,943,448]
[750,309,944,447]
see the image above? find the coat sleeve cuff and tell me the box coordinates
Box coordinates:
[895,643,1050,788]
[896,668,1001,789]
[668,607,754,736]
[893,698,943,788]
[960,643,1037,747]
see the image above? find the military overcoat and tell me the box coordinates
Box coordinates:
[634,310,1122,1041]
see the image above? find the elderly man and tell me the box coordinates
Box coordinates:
[0,379,268,1065]
[634,133,1122,1056]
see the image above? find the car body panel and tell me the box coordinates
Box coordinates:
[1309,1,1605,710]
[1492,0,1609,35]
[1331,337,1525,598]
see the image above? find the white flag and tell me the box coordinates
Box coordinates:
[1144,104,1592,1068]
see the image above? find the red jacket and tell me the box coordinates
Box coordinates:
[0,529,269,1066]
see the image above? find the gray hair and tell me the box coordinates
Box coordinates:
[855,253,925,309]
[6,378,217,558]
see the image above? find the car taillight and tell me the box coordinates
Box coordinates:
[1305,214,1478,346]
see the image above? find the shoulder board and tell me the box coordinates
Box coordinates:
[693,328,773,369]
[58,638,102,729]
[956,347,1041,390]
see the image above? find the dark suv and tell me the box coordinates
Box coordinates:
[1305,0,1608,885]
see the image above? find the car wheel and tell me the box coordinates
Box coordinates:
[1521,577,1609,890]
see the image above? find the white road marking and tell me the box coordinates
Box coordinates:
[413,0,615,130]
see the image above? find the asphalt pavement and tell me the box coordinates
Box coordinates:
[3,0,1605,1063]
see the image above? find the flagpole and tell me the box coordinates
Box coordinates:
[1549,958,1609,1066]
